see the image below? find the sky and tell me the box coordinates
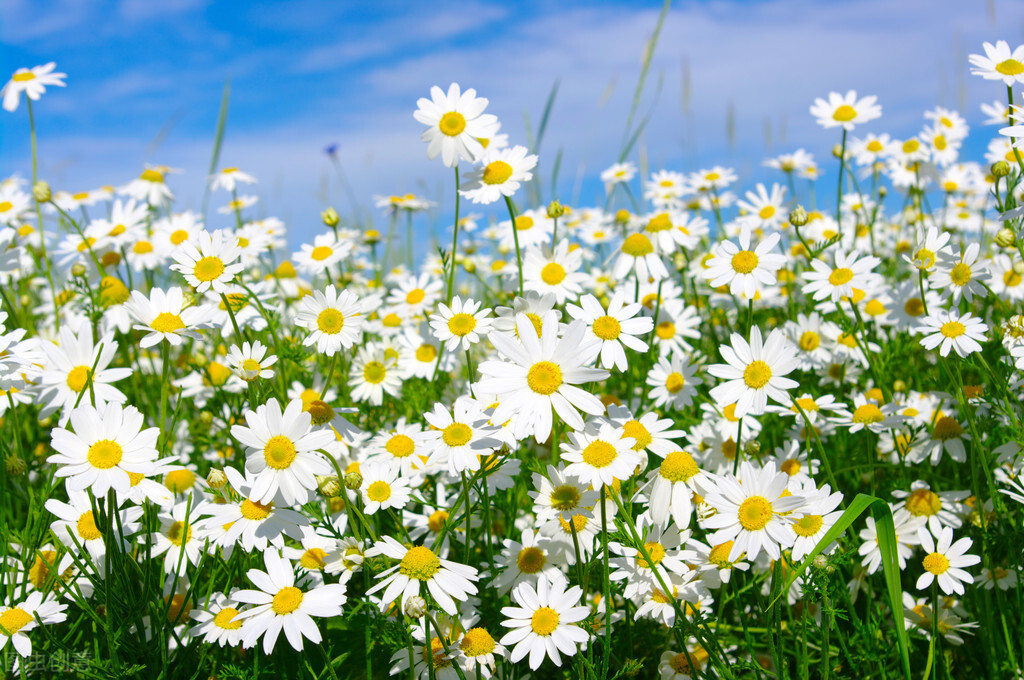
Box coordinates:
[3,0,1024,247]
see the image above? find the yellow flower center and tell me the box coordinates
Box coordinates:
[12,71,36,82]
[636,542,666,569]
[655,321,675,340]
[363,361,387,384]
[141,169,164,182]
[743,360,772,389]
[415,344,437,362]
[263,435,297,469]
[798,331,820,351]
[731,250,759,274]
[447,313,477,336]
[829,268,854,285]
[428,510,449,533]
[659,451,699,483]
[622,420,652,451]
[77,511,102,540]
[592,315,621,341]
[949,263,972,286]
[709,541,735,566]
[0,608,33,636]
[167,521,192,546]
[668,649,708,675]
[517,546,546,574]
[213,607,242,630]
[922,552,950,575]
[902,139,921,153]
[442,423,473,447]
[271,586,303,615]
[316,308,344,334]
[832,105,857,122]
[399,546,441,580]
[460,628,496,657]
[311,245,333,261]
[206,362,232,386]
[1004,270,1023,287]
[151,312,185,334]
[940,321,965,338]
[738,496,773,531]
[540,263,566,285]
[366,480,392,503]
[406,288,426,304]
[99,276,130,307]
[87,440,123,469]
[905,488,942,516]
[793,514,823,537]
[530,607,560,636]
[66,365,92,393]
[759,206,776,220]
[622,234,654,257]
[483,161,514,185]
[904,298,925,317]
[780,459,802,477]
[527,361,562,395]
[515,215,534,231]
[549,484,581,511]
[240,498,273,520]
[665,372,685,394]
[386,434,415,458]
[646,213,673,232]
[164,469,196,493]
[581,440,618,468]
[194,256,225,282]
[996,59,1024,76]
[852,404,884,424]
[932,416,963,441]
[439,112,467,136]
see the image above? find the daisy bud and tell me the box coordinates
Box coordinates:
[789,205,808,227]
[5,454,26,476]
[206,468,227,489]
[831,144,844,158]
[893,379,907,393]
[307,399,335,425]
[743,440,760,457]
[33,181,51,203]
[70,263,87,278]
[343,472,362,491]
[462,259,476,274]
[992,160,1012,178]
[614,209,631,224]
[321,207,340,227]
[878,186,888,198]
[995,228,1016,248]
[199,411,214,427]
[320,476,342,497]
[547,200,566,218]
[365,229,381,244]
[403,596,427,619]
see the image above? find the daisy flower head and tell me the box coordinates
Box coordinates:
[561,421,641,489]
[658,645,711,680]
[37,325,132,424]
[189,591,247,647]
[123,286,209,348]
[702,227,786,299]
[235,549,347,653]
[708,327,799,419]
[349,345,405,406]
[295,285,367,356]
[645,448,708,529]
[493,528,565,595]
[0,591,68,659]
[930,243,988,304]
[477,312,608,442]
[422,397,503,476]
[460,145,538,204]
[358,461,412,514]
[210,166,257,192]
[810,90,882,130]
[612,232,669,282]
[2,62,67,112]
[787,485,845,561]
[366,535,479,616]
[916,527,980,596]
[294,232,349,276]
[968,40,1024,86]
[802,249,881,302]
[530,464,600,523]
[227,340,278,381]
[646,354,702,410]
[522,241,586,305]
[429,296,493,352]
[916,309,988,358]
[230,398,336,507]
[414,83,500,167]
[703,461,805,562]
[565,291,653,371]
[170,228,244,293]
[499,576,590,671]
[601,161,637,189]
[48,402,159,497]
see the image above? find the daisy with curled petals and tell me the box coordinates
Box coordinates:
[802,249,881,302]
[422,398,502,476]
[366,536,479,616]
[170,228,244,293]
[809,90,882,130]
[916,309,988,358]
[566,291,653,372]
[200,467,308,555]
[429,296,493,351]
[561,421,640,489]
[916,527,980,596]
[708,327,799,419]
[48,402,159,497]
[477,312,608,442]
[358,461,412,514]
[968,40,1024,86]
[644,449,708,529]
[0,591,67,660]
[2,62,66,112]
[702,227,785,299]
[703,461,806,562]
[235,549,347,653]
[646,355,702,410]
[499,576,590,671]
[230,398,336,507]
[227,340,278,381]
[189,591,247,647]
[295,285,367,356]
[612,232,669,282]
[123,286,209,348]
[460,145,538,204]
[45,489,143,564]
[414,83,500,167]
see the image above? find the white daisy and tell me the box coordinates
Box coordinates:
[707,327,799,419]
[499,576,590,671]
[295,285,368,356]
[460,145,538,204]
[916,527,980,596]
[414,83,500,167]
[916,309,988,358]
[366,536,479,616]
[565,291,653,372]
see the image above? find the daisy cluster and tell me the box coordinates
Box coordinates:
[0,40,1024,679]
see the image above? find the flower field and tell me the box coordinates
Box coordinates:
[3,19,1024,680]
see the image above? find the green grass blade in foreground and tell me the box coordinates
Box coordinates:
[771,494,912,680]
[201,78,232,221]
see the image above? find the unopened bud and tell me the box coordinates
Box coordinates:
[33,181,51,203]
[995,228,1017,248]
[403,596,427,618]
[70,263,87,278]
[5,454,26,476]
[199,411,214,427]
[547,200,566,219]
[614,209,631,224]
[206,469,227,489]
[992,160,1012,178]
[743,440,761,457]
[462,259,476,274]
[878,186,888,198]
[320,476,342,497]
[321,207,340,227]
[832,144,844,159]
[365,229,381,244]
[340,471,359,490]
[789,206,808,227]
[893,379,907,394]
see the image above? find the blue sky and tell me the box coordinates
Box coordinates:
[3,0,1024,246]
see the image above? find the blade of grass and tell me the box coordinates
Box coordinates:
[619,0,672,160]
[201,78,232,222]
